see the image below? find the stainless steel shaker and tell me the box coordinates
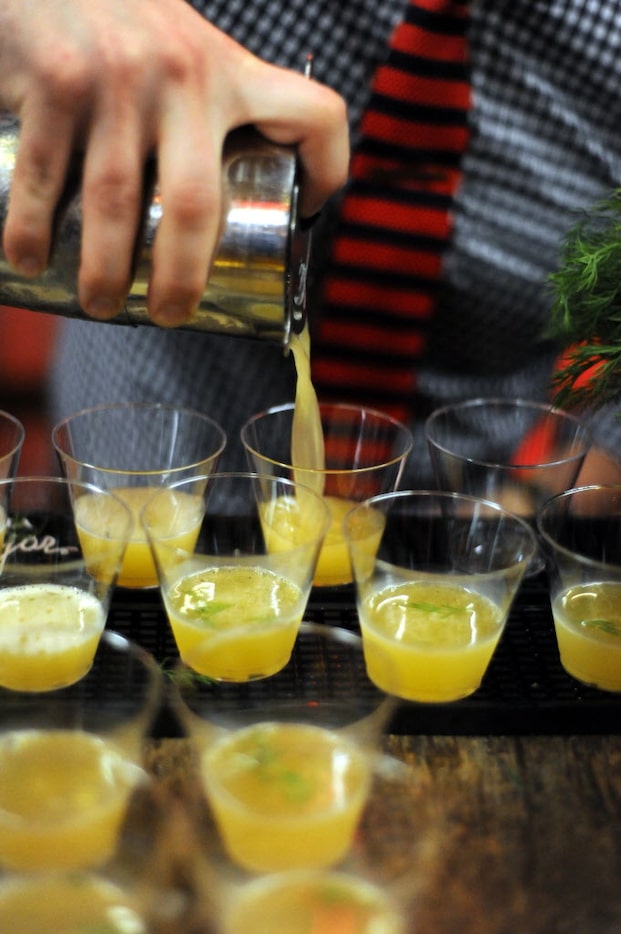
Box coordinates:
[0,112,310,345]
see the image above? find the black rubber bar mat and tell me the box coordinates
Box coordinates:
[107,574,621,737]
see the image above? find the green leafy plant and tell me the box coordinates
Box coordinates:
[548,188,621,410]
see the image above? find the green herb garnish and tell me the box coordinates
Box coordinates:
[580,618,621,636]
[247,732,315,803]
[176,586,234,627]
[192,600,234,623]
[407,600,467,618]
[160,657,215,687]
[317,882,357,905]
[548,189,621,410]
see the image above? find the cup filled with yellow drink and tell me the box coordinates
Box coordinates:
[170,622,393,875]
[241,402,413,587]
[52,402,226,588]
[0,872,151,933]
[425,398,592,576]
[345,490,537,703]
[537,484,621,692]
[0,630,162,873]
[0,409,24,479]
[220,869,406,934]
[0,475,133,691]
[142,471,330,681]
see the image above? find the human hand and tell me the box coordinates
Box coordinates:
[0,0,349,326]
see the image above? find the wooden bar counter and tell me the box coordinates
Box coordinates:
[123,732,621,934]
[110,578,621,933]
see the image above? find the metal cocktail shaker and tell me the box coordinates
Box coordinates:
[0,112,310,345]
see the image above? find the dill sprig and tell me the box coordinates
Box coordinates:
[548,188,621,410]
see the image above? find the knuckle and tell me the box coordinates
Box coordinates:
[166,180,218,230]
[13,143,58,199]
[99,37,150,92]
[159,32,205,84]
[38,46,93,103]
[84,167,140,221]
[5,155,57,264]
[37,33,152,104]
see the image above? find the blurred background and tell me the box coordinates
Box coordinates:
[0,306,58,475]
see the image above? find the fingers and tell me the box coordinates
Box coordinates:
[79,108,148,320]
[146,85,224,327]
[240,65,350,217]
[0,1,350,327]
[147,60,350,324]
[3,102,76,278]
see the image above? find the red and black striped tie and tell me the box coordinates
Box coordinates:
[311,0,471,424]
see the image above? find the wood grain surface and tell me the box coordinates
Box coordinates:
[114,732,621,933]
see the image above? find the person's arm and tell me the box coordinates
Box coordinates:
[0,0,349,326]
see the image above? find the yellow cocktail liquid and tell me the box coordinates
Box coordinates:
[359,580,503,702]
[290,328,358,588]
[0,873,148,933]
[263,492,373,588]
[164,565,305,680]
[314,495,358,587]
[0,729,144,871]
[224,870,404,934]
[0,583,105,691]
[76,487,202,588]
[290,324,324,499]
[552,581,621,691]
[203,722,371,873]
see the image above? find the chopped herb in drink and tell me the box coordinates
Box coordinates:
[406,600,468,618]
[580,618,621,636]
[246,731,315,802]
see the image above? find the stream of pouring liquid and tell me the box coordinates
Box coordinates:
[290,323,325,496]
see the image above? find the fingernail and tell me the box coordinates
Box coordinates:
[85,297,121,320]
[152,304,191,327]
